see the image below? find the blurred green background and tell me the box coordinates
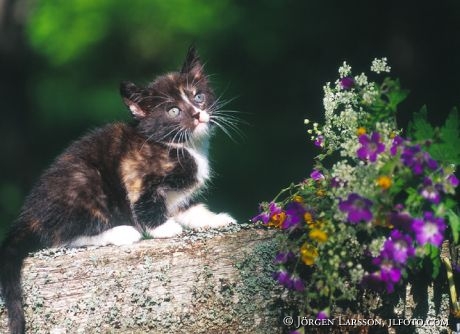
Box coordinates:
[1,0,459,240]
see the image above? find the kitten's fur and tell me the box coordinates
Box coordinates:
[0,47,235,334]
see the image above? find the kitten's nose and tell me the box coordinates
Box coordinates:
[192,111,209,123]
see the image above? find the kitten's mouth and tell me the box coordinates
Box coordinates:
[192,111,210,137]
[194,122,209,136]
[192,113,210,138]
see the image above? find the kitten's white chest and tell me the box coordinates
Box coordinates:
[186,147,210,186]
[165,146,210,213]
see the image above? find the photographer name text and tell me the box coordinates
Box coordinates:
[284,316,449,328]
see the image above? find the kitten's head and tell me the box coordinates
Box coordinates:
[120,46,216,144]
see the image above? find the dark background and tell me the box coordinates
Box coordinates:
[1,0,459,239]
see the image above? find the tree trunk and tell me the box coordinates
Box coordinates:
[0,225,299,334]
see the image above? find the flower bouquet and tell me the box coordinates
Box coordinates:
[252,58,460,327]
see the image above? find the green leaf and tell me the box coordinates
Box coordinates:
[424,244,441,279]
[448,209,460,244]
[407,107,460,165]
[430,108,460,165]
[408,106,435,141]
[386,79,409,111]
[405,187,421,210]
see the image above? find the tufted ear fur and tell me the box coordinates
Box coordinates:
[180,46,204,80]
[120,81,146,120]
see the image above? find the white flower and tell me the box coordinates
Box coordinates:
[323,83,337,114]
[369,236,387,257]
[371,57,391,74]
[338,61,352,78]
[331,161,356,186]
[349,264,365,283]
[362,84,379,104]
[354,73,368,86]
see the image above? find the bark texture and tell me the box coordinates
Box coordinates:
[0,225,297,334]
[1,224,453,334]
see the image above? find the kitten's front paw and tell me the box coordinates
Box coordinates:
[176,204,236,230]
[202,212,236,228]
[148,219,183,238]
[104,225,143,246]
[70,225,142,247]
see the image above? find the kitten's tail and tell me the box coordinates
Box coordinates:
[0,226,40,334]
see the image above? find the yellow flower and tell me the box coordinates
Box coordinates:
[304,212,314,224]
[293,195,304,203]
[268,212,286,228]
[377,175,392,190]
[300,243,318,266]
[316,189,326,197]
[309,228,328,243]
[357,127,367,136]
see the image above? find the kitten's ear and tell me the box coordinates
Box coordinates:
[120,81,146,120]
[180,45,204,80]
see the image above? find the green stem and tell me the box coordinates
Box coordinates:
[441,255,460,317]
[272,183,297,204]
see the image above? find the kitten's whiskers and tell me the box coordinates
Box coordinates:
[209,108,247,143]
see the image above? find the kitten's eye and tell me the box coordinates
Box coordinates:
[167,107,181,118]
[194,93,205,103]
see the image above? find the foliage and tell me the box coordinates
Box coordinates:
[252,59,460,320]
[24,0,237,126]
[27,0,234,66]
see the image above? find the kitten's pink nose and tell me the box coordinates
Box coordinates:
[192,111,209,123]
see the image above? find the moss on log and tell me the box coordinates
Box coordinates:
[1,224,298,334]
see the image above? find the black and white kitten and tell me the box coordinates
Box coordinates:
[0,47,235,334]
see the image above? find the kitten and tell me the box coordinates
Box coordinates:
[0,46,235,334]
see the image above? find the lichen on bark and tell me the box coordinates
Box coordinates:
[1,224,296,333]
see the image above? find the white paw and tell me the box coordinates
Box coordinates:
[209,212,237,228]
[105,226,143,246]
[175,204,236,230]
[69,225,142,247]
[148,219,183,238]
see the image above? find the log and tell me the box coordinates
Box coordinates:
[0,224,297,334]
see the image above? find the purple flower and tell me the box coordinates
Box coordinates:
[273,269,305,292]
[310,169,325,181]
[316,309,330,320]
[357,132,385,162]
[401,144,438,175]
[388,210,413,233]
[251,212,269,224]
[377,259,402,293]
[291,275,305,292]
[340,76,355,90]
[274,268,291,287]
[412,212,446,247]
[274,251,294,264]
[369,254,403,293]
[330,177,341,188]
[338,193,373,223]
[390,135,404,156]
[363,262,402,293]
[447,174,459,187]
[314,135,324,148]
[419,177,442,204]
[252,202,282,224]
[382,230,415,264]
[283,201,306,228]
